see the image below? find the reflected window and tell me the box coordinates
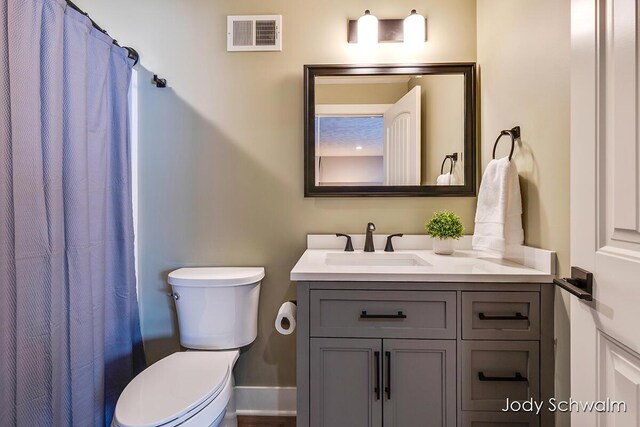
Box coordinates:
[316,116,384,186]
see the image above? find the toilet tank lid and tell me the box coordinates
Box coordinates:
[168,267,265,287]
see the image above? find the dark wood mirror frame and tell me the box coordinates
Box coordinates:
[304,63,477,197]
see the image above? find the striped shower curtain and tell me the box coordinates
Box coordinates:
[0,0,144,425]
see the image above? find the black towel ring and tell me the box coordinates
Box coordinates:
[440,153,458,175]
[492,126,521,161]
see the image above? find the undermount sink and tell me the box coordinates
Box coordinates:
[325,252,431,267]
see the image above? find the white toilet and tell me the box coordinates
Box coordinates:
[112,267,264,427]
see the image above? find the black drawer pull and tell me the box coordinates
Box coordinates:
[374,351,381,400]
[360,311,407,320]
[385,351,391,400]
[478,312,528,321]
[478,371,528,382]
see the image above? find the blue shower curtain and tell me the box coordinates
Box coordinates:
[0,0,144,425]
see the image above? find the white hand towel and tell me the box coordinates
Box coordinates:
[472,157,524,254]
[436,173,458,186]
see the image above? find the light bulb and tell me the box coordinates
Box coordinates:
[357,10,378,45]
[404,9,425,45]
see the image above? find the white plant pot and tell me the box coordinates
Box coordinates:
[432,238,455,255]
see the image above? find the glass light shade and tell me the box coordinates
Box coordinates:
[357,10,378,45]
[403,9,425,45]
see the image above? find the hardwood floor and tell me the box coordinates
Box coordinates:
[237,415,296,427]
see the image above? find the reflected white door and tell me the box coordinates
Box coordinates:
[571,0,640,425]
[383,86,421,185]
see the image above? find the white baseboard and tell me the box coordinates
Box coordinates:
[234,386,297,417]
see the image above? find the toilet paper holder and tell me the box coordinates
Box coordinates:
[276,300,298,335]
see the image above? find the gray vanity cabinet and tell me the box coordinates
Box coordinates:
[461,341,540,412]
[383,339,456,427]
[310,338,382,427]
[460,412,539,427]
[309,337,456,427]
[296,282,555,427]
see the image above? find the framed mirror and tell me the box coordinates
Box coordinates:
[304,63,476,197]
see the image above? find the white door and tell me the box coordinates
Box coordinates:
[571,0,640,425]
[383,86,421,185]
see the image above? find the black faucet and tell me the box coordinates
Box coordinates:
[364,222,376,252]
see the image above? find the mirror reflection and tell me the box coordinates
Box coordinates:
[314,74,465,187]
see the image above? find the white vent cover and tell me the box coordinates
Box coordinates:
[227,15,282,52]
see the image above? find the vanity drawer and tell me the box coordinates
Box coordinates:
[309,290,456,339]
[462,341,540,412]
[461,411,539,427]
[462,292,540,340]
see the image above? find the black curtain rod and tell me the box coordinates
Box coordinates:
[66,0,139,66]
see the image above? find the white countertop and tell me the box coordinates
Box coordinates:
[290,235,556,283]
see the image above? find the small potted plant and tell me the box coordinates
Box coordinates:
[425,211,464,255]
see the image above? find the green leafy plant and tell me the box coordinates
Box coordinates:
[425,211,464,240]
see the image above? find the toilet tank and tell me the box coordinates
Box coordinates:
[168,267,264,350]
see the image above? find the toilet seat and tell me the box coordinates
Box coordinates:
[114,351,237,427]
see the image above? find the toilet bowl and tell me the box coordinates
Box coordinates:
[113,350,237,427]
[113,267,264,427]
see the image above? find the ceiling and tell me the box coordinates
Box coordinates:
[316,116,383,157]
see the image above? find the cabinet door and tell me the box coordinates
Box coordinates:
[310,338,382,427]
[382,339,456,427]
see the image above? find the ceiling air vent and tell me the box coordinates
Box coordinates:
[227,15,282,52]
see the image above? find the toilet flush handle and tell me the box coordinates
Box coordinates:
[167,292,180,301]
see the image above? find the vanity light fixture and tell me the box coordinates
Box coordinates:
[348,9,427,43]
[357,10,378,45]
[403,9,425,45]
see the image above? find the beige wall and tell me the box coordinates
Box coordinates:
[77,0,478,387]
[316,82,408,104]
[477,1,571,425]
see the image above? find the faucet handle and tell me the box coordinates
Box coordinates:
[384,234,404,252]
[336,233,354,252]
